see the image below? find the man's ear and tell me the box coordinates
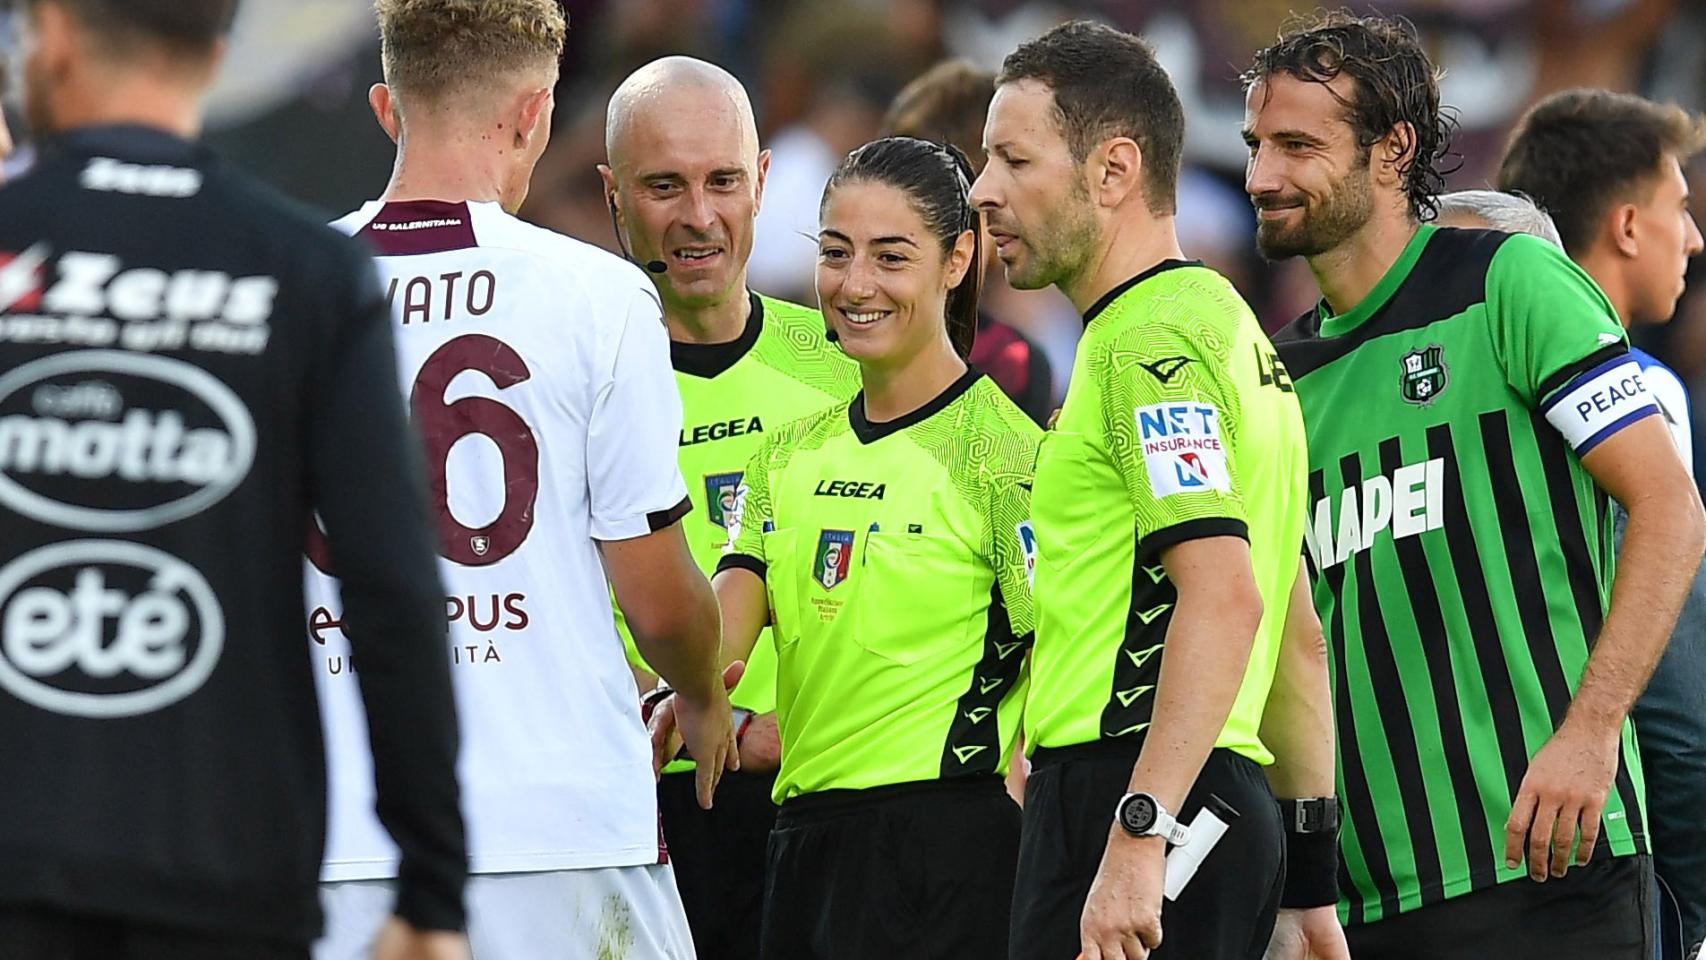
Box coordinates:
[1375,121,1417,191]
[1608,202,1641,259]
[368,83,401,144]
[516,86,553,148]
[753,148,772,215]
[1091,137,1143,211]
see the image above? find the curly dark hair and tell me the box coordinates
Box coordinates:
[1243,10,1458,222]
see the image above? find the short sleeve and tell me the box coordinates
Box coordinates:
[1488,234,1662,454]
[986,459,1037,639]
[586,284,691,540]
[1096,323,1249,556]
[715,433,777,579]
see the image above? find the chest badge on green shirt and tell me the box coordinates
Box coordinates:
[704,472,744,529]
[813,529,854,591]
[1398,344,1449,406]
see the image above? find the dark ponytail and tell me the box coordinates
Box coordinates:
[821,136,983,358]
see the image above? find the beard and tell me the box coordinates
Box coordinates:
[1254,161,1376,261]
[999,182,1100,292]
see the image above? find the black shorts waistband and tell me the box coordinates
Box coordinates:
[1029,738,1144,770]
[1030,739,1264,777]
[777,775,1006,826]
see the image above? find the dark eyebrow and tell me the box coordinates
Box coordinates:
[1272,129,1329,146]
[817,230,920,249]
[707,167,747,180]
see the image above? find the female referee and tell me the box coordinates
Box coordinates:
[710,136,1040,959]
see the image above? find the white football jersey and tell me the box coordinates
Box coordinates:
[308,200,687,879]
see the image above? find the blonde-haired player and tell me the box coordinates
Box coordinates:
[310,2,735,958]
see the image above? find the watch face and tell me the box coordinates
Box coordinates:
[1121,794,1158,835]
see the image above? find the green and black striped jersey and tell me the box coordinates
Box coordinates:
[719,371,1040,803]
[1275,225,1662,925]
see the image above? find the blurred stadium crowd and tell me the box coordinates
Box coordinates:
[11,0,1702,477]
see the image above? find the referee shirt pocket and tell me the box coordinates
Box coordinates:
[852,531,978,666]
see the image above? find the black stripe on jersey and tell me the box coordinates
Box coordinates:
[1427,424,1530,802]
[941,584,1030,778]
[1534,344,1628,407]
[1348,479,1448,905]
[1532,413,1606,660]
[1533,417,1648,850]
[1274,229,1507,382]
[1478,412,1576,727]
[1377,436,1497,888]
[647,496,694,532]
[715,552,768,581]
[1098,534,1175,742]
[1318,460,1393,923]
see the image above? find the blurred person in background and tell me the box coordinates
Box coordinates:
[883,57,1055,425]
[308,3,737,959]
[601,55,861,960]
[1498,89,1706,960]
[748,6,906,302]
[0,1,469,958]
[973,20,1342,960]
[1252,12,1703,959]
[1435,189,1566,245]
[0,53,12,184]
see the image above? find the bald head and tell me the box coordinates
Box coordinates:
[605,56,759,174]
[600,57,769,319]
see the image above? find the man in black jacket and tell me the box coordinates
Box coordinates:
[0,2,468,958]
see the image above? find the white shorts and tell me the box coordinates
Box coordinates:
[314,865,697,960]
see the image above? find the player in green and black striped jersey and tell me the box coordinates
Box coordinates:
[1246,13,1706,960]
[709,137,1040,959]
[602,58,860,960]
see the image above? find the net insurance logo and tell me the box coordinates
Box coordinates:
[1135,402,1231,497]
[0,351,251,717]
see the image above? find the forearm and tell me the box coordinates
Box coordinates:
[712,567,769,668]
[1261,565,1336,800]
[627,571,723,703]
[1129,575,1262,809]
[1568,486,1706,735]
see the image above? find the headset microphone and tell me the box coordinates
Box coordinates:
[646,260,668,274]
[825,327,841,343]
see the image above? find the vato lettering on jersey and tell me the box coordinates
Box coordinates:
[1541,356,1661,456]
[0,540,224,718]
[0,250,275,355]
[1306,458,1445,570]
[0,351,256,532]
[1135,402,1231,497]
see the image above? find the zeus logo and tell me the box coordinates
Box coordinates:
[1306,458,1446,570]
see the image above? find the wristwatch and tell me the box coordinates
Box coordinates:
[1114,791,1191,845]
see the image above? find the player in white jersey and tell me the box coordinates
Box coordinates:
[309,3,737,958]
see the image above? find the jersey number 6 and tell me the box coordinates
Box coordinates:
[308,333,540,572]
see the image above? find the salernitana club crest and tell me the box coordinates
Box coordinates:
[704,471,743,529]
[814,529,854,591]
[1399,344,1448,405]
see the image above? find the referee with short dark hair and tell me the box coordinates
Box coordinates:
[0,2,467,958]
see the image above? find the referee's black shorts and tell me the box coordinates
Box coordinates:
[659,767,779,960]
[1344,854,1654,960]
[761,775,1021,960]
[1008,742,1285,960]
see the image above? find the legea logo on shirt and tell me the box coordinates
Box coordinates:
[1135,402,1230,497]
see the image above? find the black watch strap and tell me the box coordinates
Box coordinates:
[1280,797,1340,835]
